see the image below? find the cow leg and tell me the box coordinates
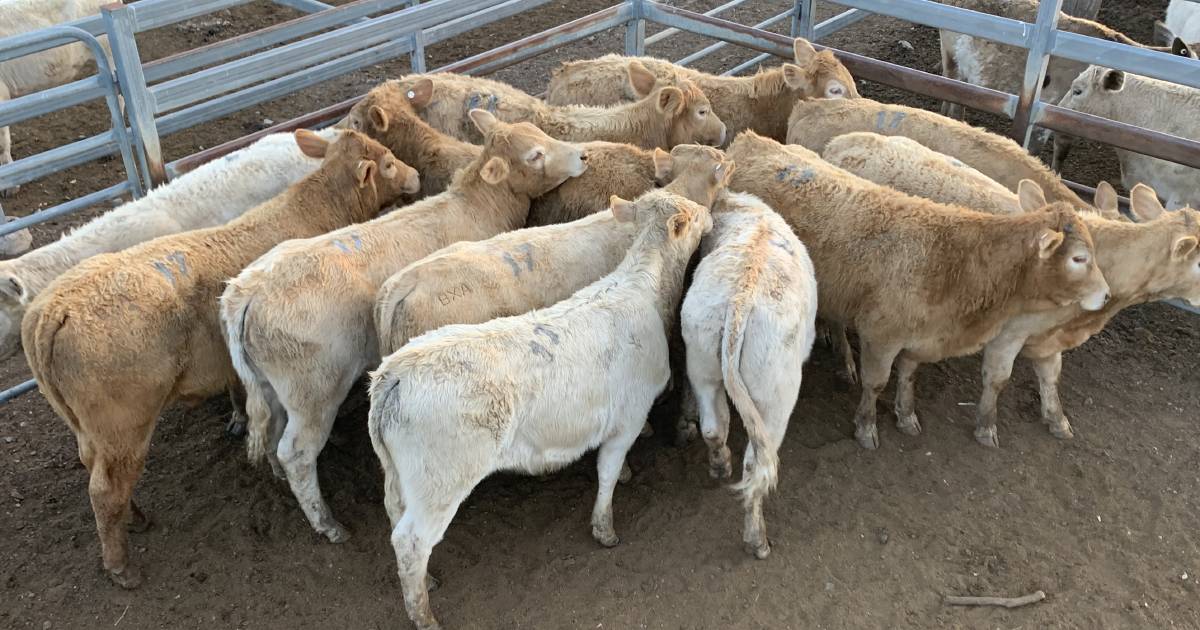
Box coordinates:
[893,355,922,436]
[1031,352,1073,439]
[591,432,637,548]
[225,381,248,438]
[86,424,153,589]
[853,338,901,450]
[975,338,1023,448]
[391,496,462,630]
[0,120,17,198]
[276,376,356,543]
[833,323,858,385]
[693,377,732,480]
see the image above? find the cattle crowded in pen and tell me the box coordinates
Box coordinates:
[3,0,1200,628]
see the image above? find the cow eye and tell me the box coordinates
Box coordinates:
[1072,255,1088,265]
[1072,87,1083,96]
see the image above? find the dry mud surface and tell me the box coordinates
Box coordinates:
[2,1,1198,628]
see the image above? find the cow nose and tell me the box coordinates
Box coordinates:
[1103,292,1111,304]
[579,151,589,162]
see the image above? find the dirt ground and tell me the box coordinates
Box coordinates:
[2,1,1198,628]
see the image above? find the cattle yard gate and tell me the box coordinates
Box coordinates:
[1,0,1197,403]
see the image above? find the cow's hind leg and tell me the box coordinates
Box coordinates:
[1031,352,1073,439]
[893,355,922,436]
[853,337,901,450]
[84,418,154,589]
[225,381,248,438]
[693,377,732,480]
[591,432,638,547]
[277,374,357,542]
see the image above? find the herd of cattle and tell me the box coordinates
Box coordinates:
[2,1,1200,628]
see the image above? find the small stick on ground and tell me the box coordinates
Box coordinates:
[945,590,1046,608]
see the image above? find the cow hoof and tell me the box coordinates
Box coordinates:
[974,426,1000,448]
[895,413,922,436]
[1049,421,1074,440]
[592,527,620,548]
[426,574,441,592]
[322,524,351,544]
[745,540,771,559]
[108,565,143,590]
[841,367,859,386]
[639,421,654,438]
[225,414,247,438]
[0,184,18,199]
[708,452,732,480]
[855,425,879,450]
[618,463,633,484]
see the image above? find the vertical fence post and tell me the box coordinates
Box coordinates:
[625,0,645,56]
[103,2,167,192]
[1011,0,1063,150]
[793,0,816,40]
[408,0,426,73]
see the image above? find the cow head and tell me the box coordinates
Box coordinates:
[632,74,727,148]
[786,38,859,100]
[0,273,29,360]
[1128,183,1200,306]
[653,144,735,209]
[1019,185,1110,311]
[468,109,589,197]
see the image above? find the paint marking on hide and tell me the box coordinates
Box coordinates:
[776,165,815,188]
[875,110,887,130]
[332,239,352,254]
[350,233,364,251]
[152,261,176,286]
[888,111,907,129]
[533,324,560,345]
[501,243,535,277]
[529,340,553,362]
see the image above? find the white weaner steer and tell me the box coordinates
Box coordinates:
[681,190,816,559]
[367,188,713,630]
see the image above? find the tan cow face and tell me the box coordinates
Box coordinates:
[468,109,589,197]
[635,79,728,149]
[652,144,735,208]
[1030,205,1110,311]
[1129,185,1200,306]
[297,129,421,214]
[788,38,859,100]
[610,190,713,242]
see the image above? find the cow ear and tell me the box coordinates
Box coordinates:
[368,105,389,133]
[294,129,328,158]
[1100,69,1125,92]
[1037,228,1065,260]
[1129,183,1165,221]
[667,211,690,239]
[627,60,658,98]
[0,274,26,304]
[610,195,637,223]
[355,160,376,188]
[479,156,510,185]
[1172,37,1194,58]
[468,108,499,135]
[781,63,807,90]
[656,87,685,116]
[1017,179,1047,212]
[652,148,672,182]
[1092,180,1120,217]
[1173,235,1199,260]
[793,38,817,66]
[407,78,434,110]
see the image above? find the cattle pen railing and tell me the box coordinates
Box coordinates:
[1,0,1198,403]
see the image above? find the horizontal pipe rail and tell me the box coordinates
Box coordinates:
[0,181,131,238]
[644,0,747,46]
